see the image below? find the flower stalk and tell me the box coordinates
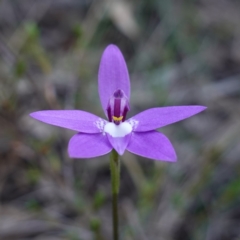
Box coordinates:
[110,149,120,240]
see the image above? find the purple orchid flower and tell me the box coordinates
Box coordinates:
[30,44,206,161]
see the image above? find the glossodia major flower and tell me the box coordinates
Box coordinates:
[30,44,206,161]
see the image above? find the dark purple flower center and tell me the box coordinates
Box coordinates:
[107,89,130,125]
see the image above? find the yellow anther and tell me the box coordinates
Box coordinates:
[113,116,123,121]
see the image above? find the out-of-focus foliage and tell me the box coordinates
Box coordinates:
[0,0,240,239]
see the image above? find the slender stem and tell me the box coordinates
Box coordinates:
[110,149,120,240]
[112,192,118,240]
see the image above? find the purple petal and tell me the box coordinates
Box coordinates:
[128,106,207,132]
[98,44,130,116]
[68,133,112,158]
[127,131,177,161]
[30,110,105,133]
[106,133,131,156]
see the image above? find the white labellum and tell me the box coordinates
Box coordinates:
[104,122,132,137]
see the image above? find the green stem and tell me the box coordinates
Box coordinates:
[110,149,120,240]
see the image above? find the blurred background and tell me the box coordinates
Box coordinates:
[0,0,240,239]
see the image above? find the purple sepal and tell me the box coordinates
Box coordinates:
[98,44,130,116]
[129,106,207,132]
[127,131,177,161]
[68,133,112,158]
[30,110,105,133]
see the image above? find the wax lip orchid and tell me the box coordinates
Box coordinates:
[30,44,206,161]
